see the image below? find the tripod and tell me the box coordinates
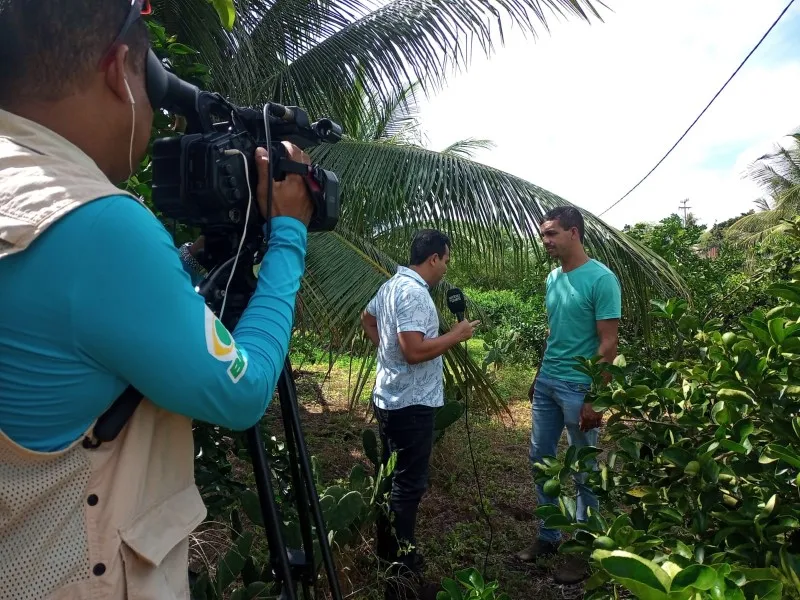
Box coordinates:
[195,239,343,600]
[245,356,343,600]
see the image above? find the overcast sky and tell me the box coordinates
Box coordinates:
[416,0,800,230]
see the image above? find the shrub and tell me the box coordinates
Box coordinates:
[437,567,510,600]
[465,288,548,366]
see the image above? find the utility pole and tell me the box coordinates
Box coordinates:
[679,198,691,226]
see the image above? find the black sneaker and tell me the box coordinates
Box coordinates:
[418,582,441,600]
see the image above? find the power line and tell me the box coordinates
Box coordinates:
[598,0,796,218]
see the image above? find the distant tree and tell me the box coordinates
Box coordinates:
[727,132,800,246]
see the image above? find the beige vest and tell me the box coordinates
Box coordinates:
[0,108,207,599]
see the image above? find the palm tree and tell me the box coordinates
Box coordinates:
[727,132,800,247]
[302,80,686,411]
[152,0,607,116]
[146,0,687,411]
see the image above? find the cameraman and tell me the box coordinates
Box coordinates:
[0,1,313,599]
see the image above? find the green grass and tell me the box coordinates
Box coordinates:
[289,336,536,402]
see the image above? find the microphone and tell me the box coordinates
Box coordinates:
[446,287,466,322]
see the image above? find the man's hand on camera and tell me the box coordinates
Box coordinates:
[255,143,314,225]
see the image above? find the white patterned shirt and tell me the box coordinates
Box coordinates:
[366,266,444,410]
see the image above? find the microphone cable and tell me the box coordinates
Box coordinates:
[458,334,494,575]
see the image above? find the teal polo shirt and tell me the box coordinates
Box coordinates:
[539,259,622,383]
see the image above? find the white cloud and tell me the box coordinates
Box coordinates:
[416,0,800,228]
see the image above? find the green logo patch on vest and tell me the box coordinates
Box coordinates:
[205,306,248,383]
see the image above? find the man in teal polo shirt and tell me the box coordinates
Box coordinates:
[516,206,621,584]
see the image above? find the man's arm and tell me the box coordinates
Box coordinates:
[528,330,549,401]
[596,319,620,378]
[72,197,307,431]
[397,321,478,365]
[393,288,478,364]
[594,272,623,379]
[580,273,622,431]
[361,310,380,346]
[530,274,553,401]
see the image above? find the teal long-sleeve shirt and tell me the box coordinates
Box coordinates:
[0,195,307,452]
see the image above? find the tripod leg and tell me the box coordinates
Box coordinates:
[281,357,344,600]
[277,367,316,584]
[246,426,298,600]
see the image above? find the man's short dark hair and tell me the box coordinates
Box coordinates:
[409,229,450,265]
[542,206,585,243]
[0,0,150,107]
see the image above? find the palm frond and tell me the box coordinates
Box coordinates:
[372,81,425,143]
[257,0,606,117]
[340,77,426,144]
[441,138,497,159]
[151,0,606,120]
[311,139,688,327]
[726,186,800,247]
[729,132,800,247]
[300,227,489,334]
[298,230,505,413]
[150,0,370,102]
[753,197,773,212]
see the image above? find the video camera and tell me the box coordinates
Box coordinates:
[144,50,342,326]
[142,50,345,600]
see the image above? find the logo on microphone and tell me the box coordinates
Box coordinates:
[447,288,466,320]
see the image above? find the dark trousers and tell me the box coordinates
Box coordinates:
[373,403,435,570]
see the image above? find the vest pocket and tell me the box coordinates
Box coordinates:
[119,484,207,599]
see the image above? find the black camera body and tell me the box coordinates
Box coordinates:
[144,50,342,326]
[150,102,341,234]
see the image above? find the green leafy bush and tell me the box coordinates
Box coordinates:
[534,219,800,599]
[465,288,547,366]
[620,214,775,364]
[437,567,510,600]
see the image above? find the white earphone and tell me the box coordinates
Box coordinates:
[123,77,135,105]
[124,76,136,178]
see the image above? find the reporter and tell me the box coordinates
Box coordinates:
[0,2,312,599]
[361,229,478,600]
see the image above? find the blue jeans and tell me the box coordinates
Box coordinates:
[530,373,599,544]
